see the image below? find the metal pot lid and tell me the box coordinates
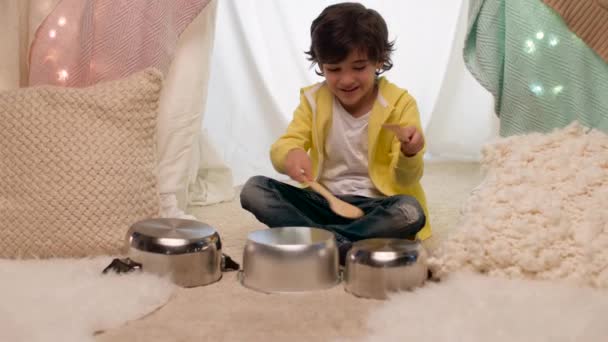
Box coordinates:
[127,218,221,255]
[349,238,424,267]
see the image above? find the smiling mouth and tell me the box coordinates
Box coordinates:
[341,87,359,93]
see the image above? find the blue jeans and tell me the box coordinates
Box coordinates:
[240,176,426,244]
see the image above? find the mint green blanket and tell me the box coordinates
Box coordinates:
[464,0,608,136]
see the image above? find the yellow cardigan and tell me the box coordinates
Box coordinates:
[270,77,432,240]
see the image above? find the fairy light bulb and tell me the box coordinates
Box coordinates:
[57,69,69,81]
[524,39,536,54]
[549,36,559,47]
[552,85,564,95]
[530,83,544,96]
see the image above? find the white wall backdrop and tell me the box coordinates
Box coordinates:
[202,0,499,186]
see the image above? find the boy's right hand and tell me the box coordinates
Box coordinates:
[285,148,313,183]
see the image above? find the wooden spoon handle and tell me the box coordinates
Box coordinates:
[306,180,336,203]
[305,180,364,219]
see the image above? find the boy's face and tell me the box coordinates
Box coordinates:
[321,49,381,115]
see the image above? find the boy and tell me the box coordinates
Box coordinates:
[240,2,431,263]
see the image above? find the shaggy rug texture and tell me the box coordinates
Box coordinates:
[365,272,608,342]
[0,257,175,342]
[429,123,608,288]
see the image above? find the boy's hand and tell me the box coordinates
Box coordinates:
[383,124,424,157]
[285,148,313,183]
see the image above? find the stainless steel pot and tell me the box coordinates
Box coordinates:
[344,238,428,299]
[240,227,340,293]
[126,218,222,287]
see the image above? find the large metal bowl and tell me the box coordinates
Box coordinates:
[344,238,428,299]
[126,218,222,287]
[240,227,340,293]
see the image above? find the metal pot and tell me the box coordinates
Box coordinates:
[126,218,222,287]
[240,227,340,293]
[344,238,428,299]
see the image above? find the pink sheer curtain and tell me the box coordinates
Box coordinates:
[28,0,210,87]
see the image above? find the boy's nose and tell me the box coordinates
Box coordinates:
[339,73,356,87]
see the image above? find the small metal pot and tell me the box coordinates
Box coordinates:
[344,238,428,299]
[126,218,222,287]
[240,227,340,293]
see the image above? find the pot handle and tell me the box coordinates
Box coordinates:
[221,253,240,272]
[101,254,239,274]
[102,257,142,274]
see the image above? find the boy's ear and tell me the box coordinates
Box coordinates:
[375,61,384,73]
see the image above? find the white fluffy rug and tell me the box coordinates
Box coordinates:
[430,124,608,287]
[0,257,175,342]
[366,273,608,342]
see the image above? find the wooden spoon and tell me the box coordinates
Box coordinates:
[306,180,364,219]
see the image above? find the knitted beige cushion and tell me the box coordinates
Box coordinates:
[0,69,162,258]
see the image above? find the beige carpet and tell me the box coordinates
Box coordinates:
[96,161,483,342]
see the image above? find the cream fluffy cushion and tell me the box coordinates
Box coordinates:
[429,123,608,288]
[0,69,161,258]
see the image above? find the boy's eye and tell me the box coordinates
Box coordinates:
[326,68,340,72]
[353,66,366,71]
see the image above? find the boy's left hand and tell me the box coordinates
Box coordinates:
[383,124,424,157]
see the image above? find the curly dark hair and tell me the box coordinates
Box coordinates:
[305,2,395,76]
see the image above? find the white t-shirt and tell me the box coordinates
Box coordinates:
[319,98,383,198]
